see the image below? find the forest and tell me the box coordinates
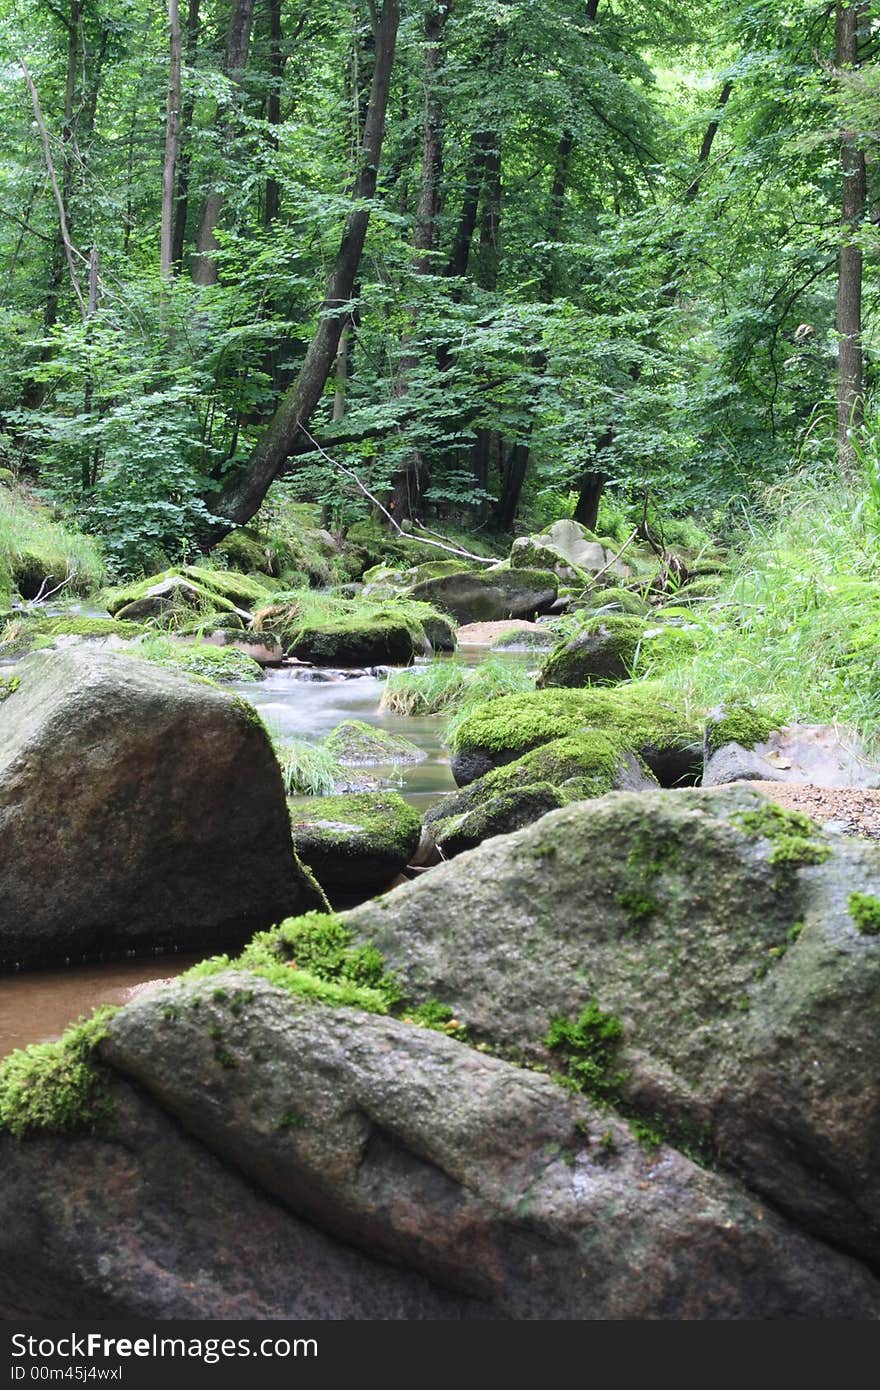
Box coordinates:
[1,0,880,1330]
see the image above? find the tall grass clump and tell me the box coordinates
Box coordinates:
[380,655,536,737]
[274,738,346,796]
[651,468,880,747]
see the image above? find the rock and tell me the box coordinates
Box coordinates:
[573,586,650,617]
[456,619,551,648]
[407,568,558,625]
[324,719,426,767]
[510,520,632,585]
[426,732,658,857]
[449,683,703,787]
[348,785,880,1265]
[133,639,265,684]
[98,973,880,1319]
[289,791,422,899]
[703,708,880,789]
[0,1078,476,1319]
[538,615,648,687]
[0,648,311,967]
[105,566,272,622]
[287,616,417,667]
[200,629,284,666]
[488,624,556,652]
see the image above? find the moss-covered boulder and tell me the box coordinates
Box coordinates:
[132,639,265,684]
[509,519,634,587]
[104,566,272,623]
[573,586,650,617]
[289,791,422,899]
[407,568,557,624]
[450,683,702,787]
[488,623,556,652]
[287,616,417,667]
[346,785,880,1268]
[538,615,648,687]
[426,731,658,856]
[0,648,313,968]
[325,720,426,767]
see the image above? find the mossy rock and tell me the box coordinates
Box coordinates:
[426,731,658,856]
[450,682,702,787]
[325,720,426,767]
[489,625,556,652]
[705,703,783,759]
[670,575,724,602]
[176,611,246,635]
[106,572,241,622]
[289,791,422,899]
[538,615,648,688]
[573,586,650,617]
[133,641,265,684]
[214,529,277,576]
[407,568,558,625]
[287,616,417,667]
[31,616,148,642]
[432,782,567,857]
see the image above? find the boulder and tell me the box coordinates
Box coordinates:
[286,616,417,667]
[289,791,422,899]
[95,973,880,1319]
[407,568,557,625]
[488,623,556,652]
[426,732,658,857]
[0,648,311,967]
[538,615,648,687]
[0,1078,476,1320]
[703,707,880,788]
[348,785,880,1265]
[105,566,272,623]
[324,719,426,767]
[510,520,632,585]
[449,683,703,787]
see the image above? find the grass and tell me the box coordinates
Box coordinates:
[380,654,536,739]
[273,738,346,796]
[646,471,880,750]
[0,486,105,596]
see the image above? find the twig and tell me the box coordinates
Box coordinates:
[573,528,639,597]
[23,572,74,607]
[298,426,496,565]
[20,58,87,320]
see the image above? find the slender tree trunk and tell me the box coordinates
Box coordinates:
[389,0,453,521]
[836,1,867,479]
[475,137,501,291]
[445,129,492,280]
[192,0,256,286]
[574,464,608,531]
[160,0,183,278]
[208,0,400,531]
[541,127,573,298]
[171,0,201,267]
[264,0,284,226]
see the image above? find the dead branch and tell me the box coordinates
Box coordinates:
[20,58,87,320]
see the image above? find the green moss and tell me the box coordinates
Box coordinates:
[289,791,421,859]
[734,802,831,867]
[33,616,148,640]
[434,782,566,856]
[450,682,701,767]
[544,1001,626,1102]
[848,892,880,936]
[0,673,19,703]
[0,1008,118,1138]
[104,569,242,620]
[705,703,783,755]
[324,719,424,766]
[403,999,467,1038]
[539,614,647,688]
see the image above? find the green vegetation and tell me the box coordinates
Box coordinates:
[0,488,105,598]
[848,892,880,937]
[380,656,536,733]
[544,1002,626,1102]
[0,673,19,702]
[734,803,832,869]
[704,702,784,755]
[128,633,264,684]
[274,739,346,797]
[0,1009,117,1138]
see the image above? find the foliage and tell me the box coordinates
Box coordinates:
[0,1008,117,1138]
[274,738,346,797]
[380,655,536,736]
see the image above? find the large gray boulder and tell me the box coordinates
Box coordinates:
[98,974,880,1319]
[407,568,557,624]
[0,1078,476,1319]
[0,648,311,967]
[348,785,880,1266]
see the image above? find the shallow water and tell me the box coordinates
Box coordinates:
[0,954,201,1059]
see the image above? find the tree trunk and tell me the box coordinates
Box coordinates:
[192,0,256,286]
[160,0,183,278]
[836,1,867,479]
[209,0,400,531]
[171,0,201,267]
[475,137,501,291]
[264,0,284,226]
[445,129,492,280]
[574,467,607,531]
[541,127,573,298]
[388,0,453,521]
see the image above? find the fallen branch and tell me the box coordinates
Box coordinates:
[573,528,639,598]
[298,426,496,566]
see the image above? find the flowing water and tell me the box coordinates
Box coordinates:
[0,645,528,1057]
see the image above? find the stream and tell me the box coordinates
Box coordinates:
[0,644,522,1058]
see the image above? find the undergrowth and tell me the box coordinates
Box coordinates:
[380,655,536,737]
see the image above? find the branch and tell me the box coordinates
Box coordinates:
[298,426,496,565]
[20,59,86,319]
[573,529,639,597]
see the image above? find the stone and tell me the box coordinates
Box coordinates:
[0,648,311,967]
[289,791,422,899]
[538,616,648,687]
[97,974,880,1319]
[347,785,880,1265]
[286,617,417,668]
[324,719,426,767]
[703,713,880,789]
[407,568,558,625]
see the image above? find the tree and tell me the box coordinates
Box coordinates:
[835,0,868,479]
